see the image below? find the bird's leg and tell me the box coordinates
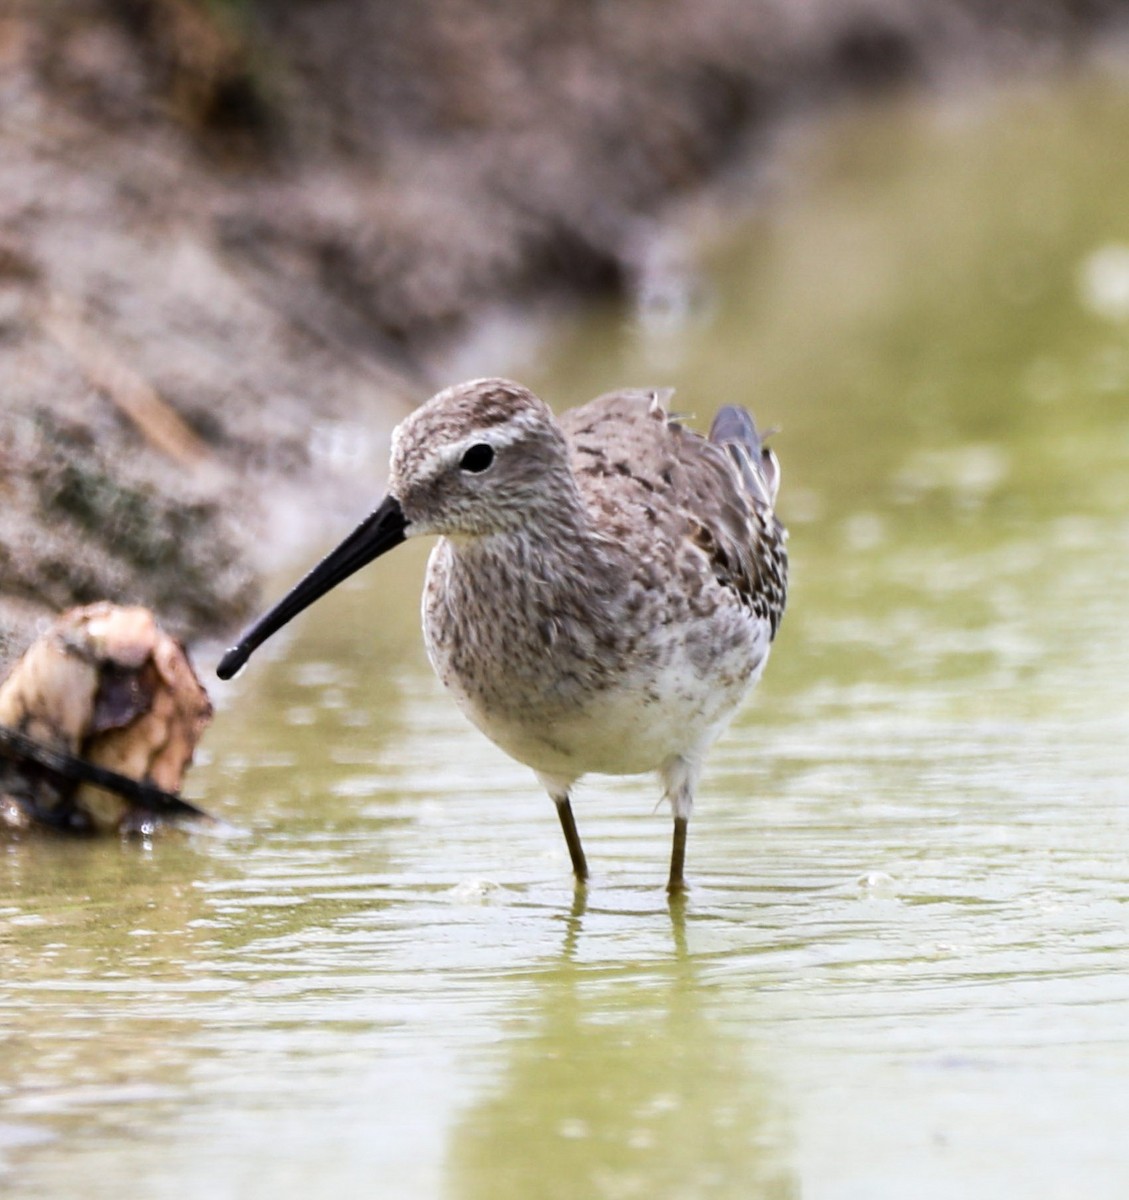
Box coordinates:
[661,754,700,895]
[668,816,689,895]
[552,791,589,883]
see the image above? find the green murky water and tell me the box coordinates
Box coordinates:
[5,70,1129,1198]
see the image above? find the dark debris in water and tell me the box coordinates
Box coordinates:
[0,603,213,834]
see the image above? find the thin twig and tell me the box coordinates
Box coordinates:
[0,724,210,821]
[40,294,213,468]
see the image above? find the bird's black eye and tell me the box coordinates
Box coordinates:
[459,443,495,473]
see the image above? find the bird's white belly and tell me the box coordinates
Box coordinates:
[442,636,770,781]
[422,530,778,787]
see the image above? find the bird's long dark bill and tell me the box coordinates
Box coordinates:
[216,494,407,680]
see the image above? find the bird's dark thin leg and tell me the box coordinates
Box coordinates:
[554,795,589,883]
[667,816,689,895]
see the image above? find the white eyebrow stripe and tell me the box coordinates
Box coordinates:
[450,411,545,458]
[470,412,542,451]
[404,413,539,481]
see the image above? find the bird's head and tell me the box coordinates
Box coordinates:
[216,378,573,679]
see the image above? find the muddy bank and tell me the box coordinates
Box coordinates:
[0,0,1124,672]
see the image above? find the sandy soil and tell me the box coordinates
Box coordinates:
[0,0,1124,671]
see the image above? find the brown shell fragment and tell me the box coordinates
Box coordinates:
[0,603,213,833]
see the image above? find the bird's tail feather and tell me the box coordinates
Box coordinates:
[708,405,780,508]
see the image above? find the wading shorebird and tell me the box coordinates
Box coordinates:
[217,378,788,893]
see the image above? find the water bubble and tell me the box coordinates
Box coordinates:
[448,878,504,905]
[856,870,898,899]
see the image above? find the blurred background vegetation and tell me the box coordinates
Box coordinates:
[1,0,1126,668]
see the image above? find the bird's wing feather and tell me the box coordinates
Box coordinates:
[561,389,788,637]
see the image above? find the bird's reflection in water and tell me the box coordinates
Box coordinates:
[446,889,797,1199]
